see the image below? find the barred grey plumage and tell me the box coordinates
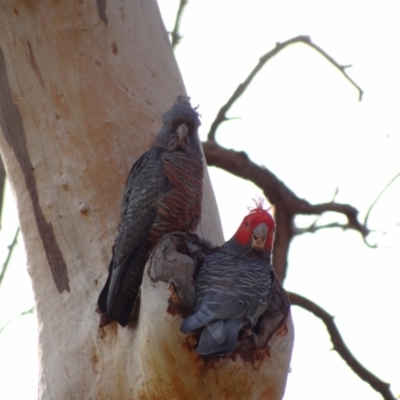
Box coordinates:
[98,96,203,327]
[181,204,276,355]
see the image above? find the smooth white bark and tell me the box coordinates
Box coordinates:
[0,1,292,398]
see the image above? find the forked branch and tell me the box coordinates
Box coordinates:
[208,35,363,142]
[289,292,395,400]
[170,0,188,50]
[202,141,369,280]
[173,20,391,399]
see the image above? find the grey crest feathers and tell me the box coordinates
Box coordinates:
[153,95,202,152]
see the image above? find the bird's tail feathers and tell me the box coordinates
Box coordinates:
[181,307,214,333]
[181,313,203,333]
[196,319,240,356]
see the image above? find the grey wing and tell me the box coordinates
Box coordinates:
[99,150,169,324]
[181,278,246,332]
[185,253,274,330]
[195,319,241,355]
[111,151,166,269]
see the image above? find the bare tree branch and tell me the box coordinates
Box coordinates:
[208,35,363,142]
[294,221,364,235]
[202,141,369,280]
[289,292,395,400]
[170,0,188,50]
[0,306,34,334]
[197,19,389,400]
[301,202,370,238]
[0,227,20,287]
[306,39,364,101]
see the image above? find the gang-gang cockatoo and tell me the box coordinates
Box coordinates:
[98,96,203,327]
[181,203,276,355]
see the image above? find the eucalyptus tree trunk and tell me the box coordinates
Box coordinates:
[0,1,293,398]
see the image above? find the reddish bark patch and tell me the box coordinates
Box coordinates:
[97,308,113,328]
[261,386,277,399]
[275,321,288,337]
[95,59,102,67]
[167,283,184,316]
[237,344,271,367]
[111,41,118,55]
[91,354,99,365]
[13,7,19,15]
[184,334,198,351]
[98,320,118,339]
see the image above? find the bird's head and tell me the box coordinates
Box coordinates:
[233,201,276,251]
[154,96,201,152]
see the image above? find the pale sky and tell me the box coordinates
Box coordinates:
[1,1,399,399]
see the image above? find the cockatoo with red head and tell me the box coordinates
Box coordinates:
[181,202,276,355]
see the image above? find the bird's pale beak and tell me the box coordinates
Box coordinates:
[176,123,189,148]
[251,222,267,250]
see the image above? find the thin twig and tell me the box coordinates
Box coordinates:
[208,35,363,141]
[331,186,339,202]
[306,39,364,100]
[0,227,20,287]
[364,171,400,228]
[302,202,370,238]
[170,0,188,50]
[294,187,341,235]
[0,307,34,334]
[294,221,365,235]
[289,292,395,400]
